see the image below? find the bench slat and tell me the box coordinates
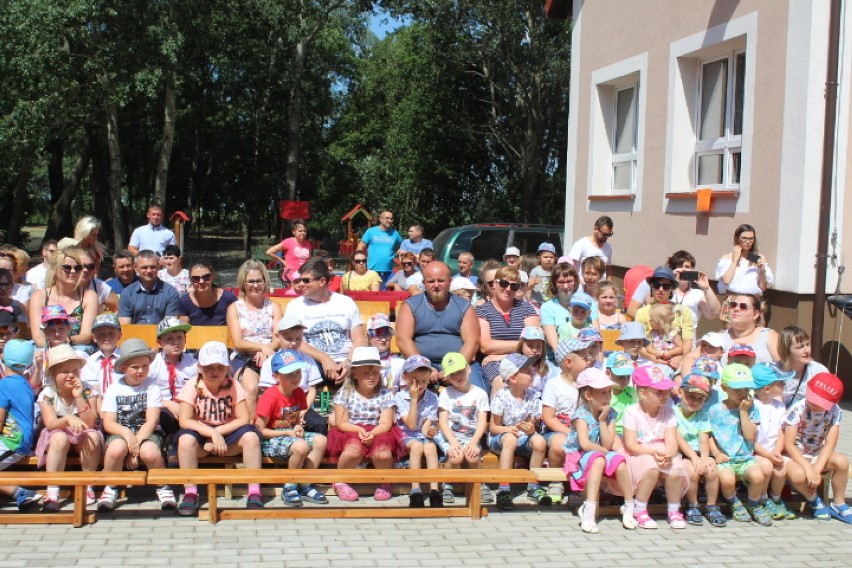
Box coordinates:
[147,468,535,485]
[0,471,147,486]
[207,507,479,521]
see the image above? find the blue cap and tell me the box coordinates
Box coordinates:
[645,266,677,286]
[2,339,35,372]
[691,356,721,380]
[605,352,635,376]
[403,355,432,374]
[569,292,593,311]
[577,327,603,343]
[616,321,649,345]
[751,362,795,389]
[537,242,557,255]
[271,350,306,374]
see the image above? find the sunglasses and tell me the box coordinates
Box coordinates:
[598,230,614,238]
[497,280,520,291]
[190,274,213,283]
[61,264,83,273]
[81,263,96,271]
[43,320,69,329]
[402,262,414,267]
[245,279,265,286]
[727,301,752,311]
[298,277,319,284]
[0,326,19,335]
[369,329,394,339]
[651,281,672,291]
[353,259,367,264]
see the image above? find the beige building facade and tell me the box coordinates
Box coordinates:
[563,0,852,374]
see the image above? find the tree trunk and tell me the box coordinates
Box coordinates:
[242,216,252,258]
[285,38,307,201]
[105,104,128,250]
[153,76,177,206]
[46,139,64,204]
[45,133,91,240]
[5,171,31,246]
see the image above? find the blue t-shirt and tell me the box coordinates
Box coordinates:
[708,401,760,462]
[0,374,36,453]
[361,226,403,272]
[564,405,617,453]
[673,404,711,453]
[400,238,434,256]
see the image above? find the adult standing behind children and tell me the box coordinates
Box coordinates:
[399,224,433,256]
[118,250,180,325]
[568,216,614,280]
[128,203,176,257]
[358,210,402,288]
[715,224,774,296]
[265,219,312,283]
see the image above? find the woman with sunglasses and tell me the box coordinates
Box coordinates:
[475,266,540,390]
[177,259,238,326]
[473,260,502,307]
[227,260,282,417]
[387,252,418,292]
[715,224,774,296]
[341,252,381,293]
[28,247,98,348]
[77,249,118,313]
[634,267,695,370]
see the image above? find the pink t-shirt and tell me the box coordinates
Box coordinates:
[622,402,677,448]
[281,237,312,279]
[176,377,246,427]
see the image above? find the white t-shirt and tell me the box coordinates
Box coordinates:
[406,271,424,291]
[754,398,787,451]
[102,377,162,432]
[158,269,191,295]
[12,283,31,304]
[88,278,113,307]
[490,388,542,427]
[715,257,775,295]
[671,287,707,334]
[540,376,579,427]
[149,352,199,401]
[437,385,490,442]
[568,237,612,268]
[258,350,322,390]
[26,263,48,290]
[284,293,362,362]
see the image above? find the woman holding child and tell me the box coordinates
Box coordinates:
[634,267,694,370]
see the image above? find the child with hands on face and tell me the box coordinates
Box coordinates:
[622,366,689,529]
[674,373,725,527]
[563,368,637,533]
[392,356,441,508]
[36,345,103,512]
[99,339,175,511]
[488,354,548,510]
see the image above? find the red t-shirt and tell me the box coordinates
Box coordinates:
[255,386,307,429]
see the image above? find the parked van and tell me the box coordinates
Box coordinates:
[432,223,564,274]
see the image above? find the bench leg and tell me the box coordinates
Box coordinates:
[207,484,218,524]
[468,482,482,520]
[73,485,86,528]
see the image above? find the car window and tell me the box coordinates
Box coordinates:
[448,230,478,260]
[511,230,563,257]
[469,231,510,261]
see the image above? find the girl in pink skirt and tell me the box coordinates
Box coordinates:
[622,365,689,529]
[327,346,403,502]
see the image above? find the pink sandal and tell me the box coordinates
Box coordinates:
[333,483,359,502]
[633,510,658,529]
[374,483,393,501]
[668,510,687,529]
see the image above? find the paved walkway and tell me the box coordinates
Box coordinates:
[3,403,852,567]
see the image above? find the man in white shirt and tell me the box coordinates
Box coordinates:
[25,239,58,290]
[128,204,176,256]
[568,215,614,280]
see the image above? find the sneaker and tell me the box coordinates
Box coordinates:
[546,482,564,505]
[299,485,328,505]
[15,488,41,511]
[729,499,751,522]
[97,487,118,511]
[527,486,552,506]
[496,489,513,511]
[771,498,797,520]
[442,483,455,504]
[429,489,443,508]
[178,493,199,516]
[480,485,495,504]
[41,497,60,513]
[761,498,783,520]
[409,491,425,508]
[745,503,773,527]
[156,486,177,510]
[86,487,96,506]
[246,493,264,510]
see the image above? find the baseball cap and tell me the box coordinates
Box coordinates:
[92,313,122,331]
[450,277,477,293]
[156,316,190,337]
[727,344,756,359]
[691,356,721,381]
[537,243,557,255]
[569,292,593,311]
[441,352,468,376]
[2,339,35,372]
[720,363,755,389]
[554,338,593,364]
[115,338,157,369]
[402,355,433,374]
[271,350,306,374]
[520,326,545,341]
[680,373,711,395]
[632,365,676,390]
[750,362,794,389]
[198,341,230,366]
[616,321,649,345]
[576,368,617,390]
[499,353,533,381]
[698,332,726,349]
[577,327,603,343]
[351,346,381,367]
[41,305,69,324]
[276,313,305,332]
[504,246,521,258]
[367,313,393,331]
[557,256,571,264]
[605,352,635,376]
[806,372,844,411]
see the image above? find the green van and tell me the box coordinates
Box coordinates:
[432,223,564,274]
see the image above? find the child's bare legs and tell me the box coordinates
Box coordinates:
[756,456,774,498]
[529,434,546,468]
[662,472,683,505]
[103,439,129,471]
[828,453,850,507]
[305,435,327,469]
[408,440,425,492]
[498,434,518,469]
[546,434,567,502]
[743,465,765,502]
[287,439,310,469]
[337,444,365,469]
[76,431,102,472]
[424,441,439,492]
[240,368,260,419]
[718,467,738,501]
[44,432,70,502]
[634,468,659,504]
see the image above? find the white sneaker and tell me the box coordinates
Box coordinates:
[156,486,177,510]
[86,486,96,506]
[97,486,118,511]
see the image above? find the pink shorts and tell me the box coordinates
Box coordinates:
[327,424,404,460]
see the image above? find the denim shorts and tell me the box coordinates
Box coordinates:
[434,432,477,455]
[487,433,534,457]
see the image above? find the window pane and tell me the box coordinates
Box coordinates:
[697,154,723,185]
[731,151,741,184]
[734,52,746,135]
[700,60,727,140]
[614,87,636,154]
[613,164,632,191]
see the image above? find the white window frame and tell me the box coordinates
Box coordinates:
[611,82,639,193]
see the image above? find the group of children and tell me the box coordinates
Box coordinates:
[1,302,850,533]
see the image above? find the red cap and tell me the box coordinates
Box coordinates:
[806,372,844,411]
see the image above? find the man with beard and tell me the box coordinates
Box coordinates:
[395,261,484,390]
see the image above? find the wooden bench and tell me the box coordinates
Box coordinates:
[0,470,147,527]
[147,468,535,523]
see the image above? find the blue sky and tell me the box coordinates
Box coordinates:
[368,9,409,39]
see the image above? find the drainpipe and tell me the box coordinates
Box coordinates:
[812,0,843,354]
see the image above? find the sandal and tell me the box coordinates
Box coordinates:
[668,510,687,529]
[633,510,658,529]
[705,505,728,527]
[830,503,852,524]
[374,483,392,501]
[730,499,751,522]
[809,497,831,521]
[246,493,265,510]
[282,487,303,508]
[685,506,703,526]
[300,485,329,505]
[333,482,360,502]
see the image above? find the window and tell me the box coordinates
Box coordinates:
[695,51,745,189]
[611,84,638,192]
